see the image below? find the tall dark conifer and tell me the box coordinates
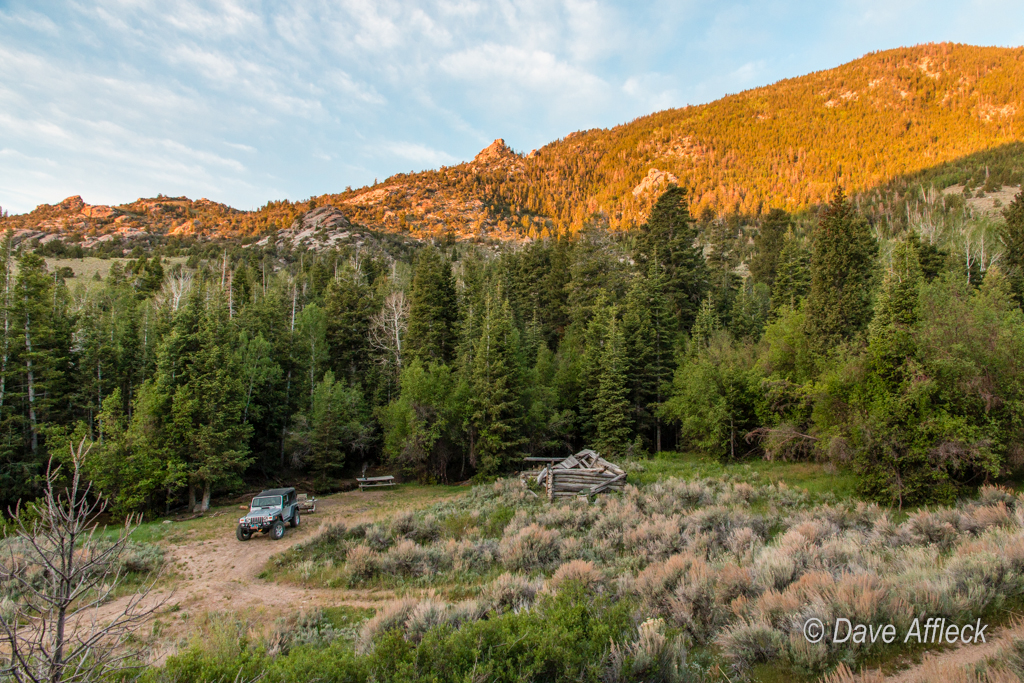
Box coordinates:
[406,246,459,363]
[469,291,524,476]
[634,185,708,331]
[805,188,877,348]
[1002,188,1024,305]
[593,313,630,457]
[771,229,811,312]
[749,208,792,286]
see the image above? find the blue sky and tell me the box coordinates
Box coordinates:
[1,0,1021,215]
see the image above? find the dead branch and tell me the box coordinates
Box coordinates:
[0,438,169,683]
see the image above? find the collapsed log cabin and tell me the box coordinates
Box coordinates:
[535,449,627,501]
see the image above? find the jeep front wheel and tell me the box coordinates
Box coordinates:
[290,510,300,528]
[236,526,252,542]
[270,520,286,540]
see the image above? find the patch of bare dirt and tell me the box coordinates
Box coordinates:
[823,619,1024,682]
[93,486,463,663]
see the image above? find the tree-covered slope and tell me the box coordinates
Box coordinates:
[4,43,1023,242]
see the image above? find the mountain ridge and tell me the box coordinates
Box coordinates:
[3,42,1023,248]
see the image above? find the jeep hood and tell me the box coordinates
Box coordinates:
[243,506,281,519]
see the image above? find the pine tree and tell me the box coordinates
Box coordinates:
[593,313,631,457]
[622,256,677,451]
[1002,187,1024,305]
[749,208,791,286]
[13,253,63,456]
[469,291,524,476]
[771,228,811,311]
[406,246,459,363]
[690,295,721,351]
[634,185,709,331]
[805,188,877,348]
[868,240,922,382]
[324,272,375,384]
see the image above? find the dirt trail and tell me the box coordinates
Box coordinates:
[162,492,391,613]
[93,486,462,663]
[883,620,1023,682]
[826,620,1024,682]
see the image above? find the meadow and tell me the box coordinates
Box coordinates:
[120,456,1024,683]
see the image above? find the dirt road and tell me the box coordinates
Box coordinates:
[99,485,463,663]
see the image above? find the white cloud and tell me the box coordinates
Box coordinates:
[440,44,607,103]
[0,9,60,34]
[224,141,257,153]
[169,45,239,80]
[380,141,458,166]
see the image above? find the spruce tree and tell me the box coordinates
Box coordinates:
[469,291,524,476]
[855,240,931,508]
[749,208,791,286]
[805,188,877,348]
[406,246,459,363]
[622,256,677,451]
[324,273,375,384]
[169,296,252,512]
[593,313,631,457]
[296,302,328,404]
[729,279,771,340]
[577,293,613,442]
[771,228,810,311]
[868,241,922,381]
[690,295,721,351]
[622,281,654,444]
[307,369,368,481]
[1002,187,1024,305]
[13,253,63,456]
[634,185,708,331]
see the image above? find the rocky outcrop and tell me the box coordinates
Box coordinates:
[290,205,351,232]
[81,204,118,219]
[474,139,514,164]
[58,196,86,212]
[256,205,360,250]
[632,168,678,197]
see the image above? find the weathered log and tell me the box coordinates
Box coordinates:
[587,472,628,495]
[553,481,625,490]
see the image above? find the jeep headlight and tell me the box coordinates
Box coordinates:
[239,517,246,524]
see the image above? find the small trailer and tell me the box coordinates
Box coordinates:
[357,475,396,491]
[296,493,317,513]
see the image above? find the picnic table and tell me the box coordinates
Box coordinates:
[356,475,396,491]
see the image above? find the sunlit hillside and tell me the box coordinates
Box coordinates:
[3,43,1022,243]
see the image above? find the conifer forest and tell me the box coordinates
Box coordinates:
[2,182,1024,518]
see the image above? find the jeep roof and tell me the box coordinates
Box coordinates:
[255,487,295,498]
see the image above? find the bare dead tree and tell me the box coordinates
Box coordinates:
[368,290,410,376]
[0,439,167,683]
[163,269,193,312]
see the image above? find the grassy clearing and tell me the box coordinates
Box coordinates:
[625,452,860,499]
[42,256,189,287]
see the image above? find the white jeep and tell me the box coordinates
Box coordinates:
[236,487,301,541]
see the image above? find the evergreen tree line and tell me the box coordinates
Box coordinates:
[2,185,1024,514]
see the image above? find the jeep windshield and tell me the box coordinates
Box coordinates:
[251,496,282,509]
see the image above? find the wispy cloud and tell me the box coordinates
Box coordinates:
[380,142,458,167]
[0,0,1020,213]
